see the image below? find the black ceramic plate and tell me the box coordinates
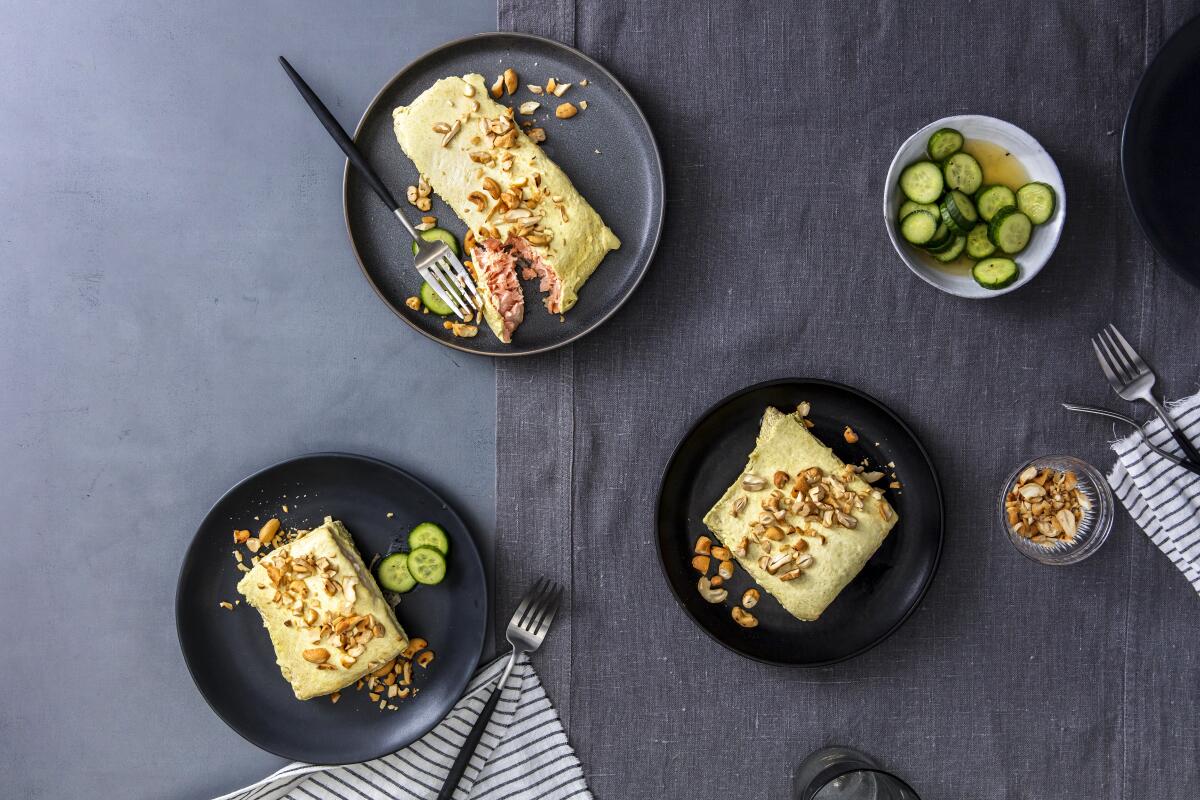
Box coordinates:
[343,32,664,356]
[656,379,943,666]
[176,453,487,764]
[1122,13,1200,290]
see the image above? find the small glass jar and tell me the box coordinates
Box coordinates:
[999,455,1114,565]
[794,745,920,799]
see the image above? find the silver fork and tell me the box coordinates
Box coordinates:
[1091,323,1200,465]
[279,56,479,321]
[406,210,480,321]
[436,578,563,800]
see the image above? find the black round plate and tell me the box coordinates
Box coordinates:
[656,379,944,666]
[176,453,487,764]
[1122,13,1200,290]
[344,32,665,356]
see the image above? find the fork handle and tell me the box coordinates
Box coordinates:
[278,56,400,212]
[436,651,518,800]
[1147,396,1200,466]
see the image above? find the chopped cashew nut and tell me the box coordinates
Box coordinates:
[697,576,728,604]
[731,607,758,628]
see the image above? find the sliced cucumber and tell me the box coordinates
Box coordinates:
[410,227,460,257]
[942,152,983,195]
[899,210,939,245]
[899,200,939,221]
[975,185,1017,222]
[933,235,967,263]
[988,207,1033,254]
[408,522,450,556]
[926,128,964,161]
[376,552,417,593]
[419,281,453,316]
[966,223,996,259]
[924,222,954,252]
[407,546,447,586]
[1016,182,1057,224]
[414,228,462,317]
[898,161,944,203]
[940,190,978,234]
[972,257,1019,290]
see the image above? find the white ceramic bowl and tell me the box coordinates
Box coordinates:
[883,115,1066,298]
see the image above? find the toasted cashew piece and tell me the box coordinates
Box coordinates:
[697,576,727,604]
[731,607,758,628]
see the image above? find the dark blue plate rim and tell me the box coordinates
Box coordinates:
[174,451,488,765]
[654,378,945,668]
[1120,13,1200,290]
[342,31,666,357]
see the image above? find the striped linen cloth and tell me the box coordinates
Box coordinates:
[1108,389,1200,594]
[214,653,592,800]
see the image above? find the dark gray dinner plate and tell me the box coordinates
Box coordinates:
[176,453,487,764]
[656,379,944,666]
[1122,13,1200,290]
[343,32,664,356]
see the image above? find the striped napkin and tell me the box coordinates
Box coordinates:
[1108,389,1200,594]
[214,653,592,800]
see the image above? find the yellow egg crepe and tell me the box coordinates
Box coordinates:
[237,518,407,700]
[393,74,620,342]
[702,408,898,621]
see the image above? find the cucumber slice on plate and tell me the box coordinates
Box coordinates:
[376,552,417,593]
[972,257,1019,289]
[898,161,944,203]
[966,223,996,259]
[419,281,454,316]
[942,152,983,195]
[899,210,939,245]
[408,522,450,555]
[933,235,967,263]
[926,128,964,161]
[898,200,939,221]
[1016,182,1057,224]
[975,185,1017,222]
[940,190,978,234]
[924,222,954,252]
[407,546,447,586]
[410,227,460,257]
[988,207,1033,254]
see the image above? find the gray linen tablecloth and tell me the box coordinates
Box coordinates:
[494,1,1200,797]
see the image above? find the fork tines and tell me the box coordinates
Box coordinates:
[1092,323,1148,387]
[418,250,480,322]
[511,577,563,638]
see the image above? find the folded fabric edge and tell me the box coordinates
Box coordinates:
[1106,388,1200,478]
[211,653,523,800]
[1106,389,1200,593]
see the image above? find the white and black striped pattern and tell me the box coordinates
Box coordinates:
[1108,390,1200,593]
[214,654,592,800]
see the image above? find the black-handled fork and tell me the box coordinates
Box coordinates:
[1063,403,1200,477]
[1091,324,1200,466]
[277,56,479,320]
[436,578,563,800]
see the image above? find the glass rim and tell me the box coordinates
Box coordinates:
[996,454,1114,565]
[804,762,921,799]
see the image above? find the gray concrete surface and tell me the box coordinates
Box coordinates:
[0,2,496,798]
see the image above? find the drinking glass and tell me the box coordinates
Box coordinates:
[794,746,920,800]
